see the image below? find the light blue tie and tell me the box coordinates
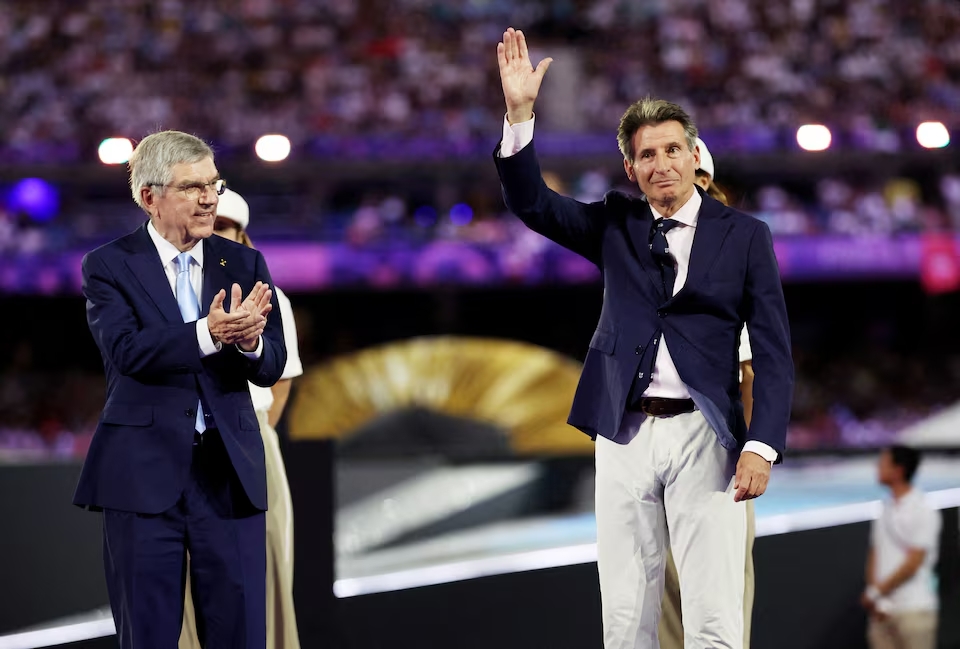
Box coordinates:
[176,252,207,433]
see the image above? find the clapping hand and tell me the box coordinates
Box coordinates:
[497,27,553,125]
[207,282,272,351]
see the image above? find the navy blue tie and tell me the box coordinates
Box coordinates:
[650,218,681,297]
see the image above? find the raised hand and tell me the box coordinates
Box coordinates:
[497,27,553,125]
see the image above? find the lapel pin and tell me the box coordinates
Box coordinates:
[220,258,226,266]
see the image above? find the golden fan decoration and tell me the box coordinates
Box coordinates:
[287,336,594,456]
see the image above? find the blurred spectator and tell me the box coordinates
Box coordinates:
[1,0,960,161]
[20,167,960,249]
[0,341,99,459]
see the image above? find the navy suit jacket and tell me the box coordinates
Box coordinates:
[74,223,286,513]
[496,142,793,456]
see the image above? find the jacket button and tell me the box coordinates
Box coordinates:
[185,409,194,417]
[658,310,666,318]
[635,346,642,355]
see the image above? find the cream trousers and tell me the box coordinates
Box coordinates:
[868,610,937,649]
[595,411,747,649]
[659,500,756,649]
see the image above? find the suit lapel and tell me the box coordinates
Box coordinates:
[676,193,733,300]
[124,223,183,323]
[200,237,231,318]
[624,200,667,299]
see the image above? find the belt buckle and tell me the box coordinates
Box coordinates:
[641,398,660,417]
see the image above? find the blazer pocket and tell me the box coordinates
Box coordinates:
[589,328,618,355]
[238,409,260,431]
[101,404,153,426]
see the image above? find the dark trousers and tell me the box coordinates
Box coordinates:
[103,430,266,649]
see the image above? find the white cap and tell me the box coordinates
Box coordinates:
[696,137,715,180]
[216,188,249,229]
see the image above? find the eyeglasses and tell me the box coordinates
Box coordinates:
[150,178,227,200]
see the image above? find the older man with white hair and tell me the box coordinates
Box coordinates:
[75,130,286,649]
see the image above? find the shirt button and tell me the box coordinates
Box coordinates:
[638,372,644,379]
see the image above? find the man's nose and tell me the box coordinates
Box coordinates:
[653,151,671,172]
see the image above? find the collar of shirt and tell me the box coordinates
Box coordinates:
[890,486,921,508]
[146,220,204,270]
[649,187,702,229]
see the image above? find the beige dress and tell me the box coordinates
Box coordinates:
[180,288,303,649]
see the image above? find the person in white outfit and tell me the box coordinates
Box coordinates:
[180,188,304,649]
[862,445,940,649]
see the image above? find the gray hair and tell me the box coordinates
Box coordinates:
[617,98,699,162]
[128,131,215,211]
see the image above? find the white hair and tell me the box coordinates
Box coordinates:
[128,131,214,212]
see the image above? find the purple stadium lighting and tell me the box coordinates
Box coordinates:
[449,203,474,226]
[9,178,59,222]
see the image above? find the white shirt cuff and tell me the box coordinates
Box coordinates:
[742,441,778,463]
[196,318,222,357]
[238,336,263,359]
[499,114,536,158]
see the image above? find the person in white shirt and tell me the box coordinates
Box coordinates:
[862,445,941,649]
[659,139,758,649]
[181,188,305,649]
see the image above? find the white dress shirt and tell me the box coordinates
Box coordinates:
[644,191,700,399]
[147,221,262,359]
[500,116,777,462]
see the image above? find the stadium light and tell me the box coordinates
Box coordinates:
[796,125,831,151]
[9,178,59,222]
[449,203,474,226]
[98,138,133,165]
[916,122,950,149]
[255,134,291,162]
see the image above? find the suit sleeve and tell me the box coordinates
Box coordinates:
[494,141,606,265]
[742,222,794,459]
[243,250,287,387]
[84,251,206,377]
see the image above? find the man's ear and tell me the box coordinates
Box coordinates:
[623,158,636,183]
[140,186,159,217]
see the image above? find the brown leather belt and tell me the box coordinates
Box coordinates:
[632,397,696,418]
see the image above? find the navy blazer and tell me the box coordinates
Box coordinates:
[496,142,793,456]
[74,223,286,513]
